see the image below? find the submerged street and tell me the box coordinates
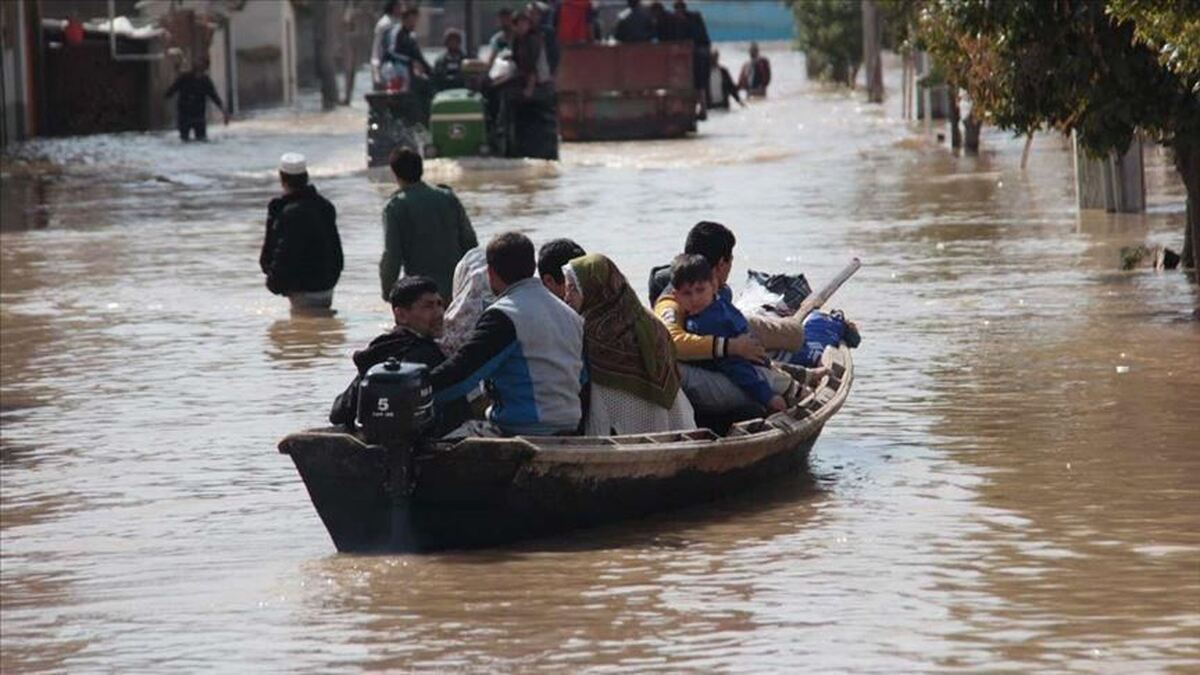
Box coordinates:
[2,45,1198,670]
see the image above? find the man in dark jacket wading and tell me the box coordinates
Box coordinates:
[164,58,228,142]
[260,153,344,312]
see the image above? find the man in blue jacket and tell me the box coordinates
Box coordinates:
[430,232,585,437]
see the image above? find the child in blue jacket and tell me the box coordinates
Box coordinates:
[671,254,797,412]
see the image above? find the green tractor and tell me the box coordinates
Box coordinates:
[366,76,558,167]
[426,89,490,159]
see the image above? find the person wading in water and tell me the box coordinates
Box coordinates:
[164,57,228,142]
[260,153,344,312]
[379,148,478,302]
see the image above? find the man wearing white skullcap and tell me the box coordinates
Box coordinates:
[259,153,344,312]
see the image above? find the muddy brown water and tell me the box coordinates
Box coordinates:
[2,46,1198,671]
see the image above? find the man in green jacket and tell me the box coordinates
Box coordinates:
[379,148,479,301]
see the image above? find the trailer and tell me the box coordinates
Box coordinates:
[557,42,699,141]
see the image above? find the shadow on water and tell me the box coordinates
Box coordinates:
[0,175,53,232]
[290,467,833,670]
[447,468,827,559]
[264,314,347,369]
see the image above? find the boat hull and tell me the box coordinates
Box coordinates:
[283,429,821,552]
[280,346,854,553]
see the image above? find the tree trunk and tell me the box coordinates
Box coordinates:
[340,2,358,106]
[831,59,848,86]
[805,51,825,80]
[861,0,883,103]
[342,59,356,106]
[947,88,962,149]
[312,1,339,111]
[963,112,981,154]
[1176,139,1200,272]
[1020,132,1034,170]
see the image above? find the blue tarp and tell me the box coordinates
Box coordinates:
[692,0,794,42]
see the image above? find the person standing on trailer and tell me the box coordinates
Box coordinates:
[670,1,711,120]
[433,28,468,92]
[370,0,404,89]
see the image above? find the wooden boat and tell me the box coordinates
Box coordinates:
[279,346,854,553]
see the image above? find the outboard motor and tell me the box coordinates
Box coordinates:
[357,358,434,445]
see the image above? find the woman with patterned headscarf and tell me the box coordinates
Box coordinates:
[563,254,696,436]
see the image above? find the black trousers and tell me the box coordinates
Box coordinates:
[179,116,208,141]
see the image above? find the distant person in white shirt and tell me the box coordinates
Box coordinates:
[371,0,404,89]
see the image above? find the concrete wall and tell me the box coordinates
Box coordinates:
[28,0,139,22]
[230,0,295,110]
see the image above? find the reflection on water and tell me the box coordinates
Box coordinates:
[2,46,1198,671]
[0,175,52,232]
[293,474,828,670]
[265,314,347,369]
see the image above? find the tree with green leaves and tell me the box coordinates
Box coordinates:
[917,0,1200,270]
[788,0,863,86]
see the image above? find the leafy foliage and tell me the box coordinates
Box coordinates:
[878,0,924,53]
[1108,0,1200,86]
[787,0,863,85]
[915,0,1197,157]
[910,0,1200,268]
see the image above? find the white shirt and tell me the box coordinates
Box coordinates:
[371,15,396,68]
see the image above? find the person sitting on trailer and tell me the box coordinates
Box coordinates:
[614,0,655,43]
[672,0,712,119]
[485,7,515,67]
[511,11,552,99]
[525,2,560,74]
[491,9,558,158]
[707,49,744,110]
[387,6,432,79]
[737,42,772,97]
[329,276,470,435]
[556,0,594,45]
[433,28,468,92]
[649,1,684,42]
[537,238,587,300]
[430,232,586,438]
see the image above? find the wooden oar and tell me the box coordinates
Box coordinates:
[793,257,862,322]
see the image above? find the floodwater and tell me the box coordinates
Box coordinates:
[2,44,1198,672]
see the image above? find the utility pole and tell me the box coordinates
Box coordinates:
[862,0,883,104]
[464,0,476,57]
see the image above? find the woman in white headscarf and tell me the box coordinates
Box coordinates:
[439,246,494,355]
